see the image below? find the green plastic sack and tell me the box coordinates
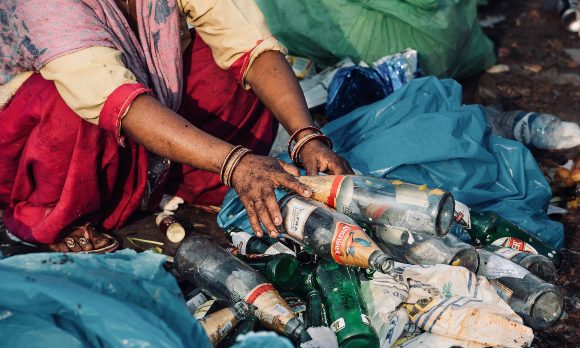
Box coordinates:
[257,0,495,79]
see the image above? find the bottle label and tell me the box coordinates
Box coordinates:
[395,184,429,208]
[330,318,346,333]
[199,308,236,345]
[186,290,209,315]
[231,231,252,255]
[284,296,307,314]
[194,299,216,320]
[489,280,513,302]
[264,242,296,256]
[492,247,523,260]
[283,197,317,240]
[485,254,527,279]
[331,222,382,268]
[512,112,537,145]
[245,283,296,333]
[491,237,538,254]
[453,201,471,229]
[297,175,346,208]
[361,314,372,326]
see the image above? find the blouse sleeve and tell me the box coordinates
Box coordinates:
[40,46,151,145]
[180,0,287,89]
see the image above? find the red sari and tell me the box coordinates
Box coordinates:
[0,35,276,244]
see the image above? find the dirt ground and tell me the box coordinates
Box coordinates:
[463,0,580,346]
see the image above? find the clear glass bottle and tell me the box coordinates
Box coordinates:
[372,225,479,273]
[198,301,251,345]
[174,235,305,341]
[298,175,455,236]
[279,194,394,273]
[481,245,558,283]
[476,248,563,329]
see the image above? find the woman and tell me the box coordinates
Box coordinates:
[0,0,352,252]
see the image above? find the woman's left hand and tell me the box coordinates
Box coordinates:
[299,139,354,176]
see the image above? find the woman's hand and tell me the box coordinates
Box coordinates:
[299,140,354,176]
[231,154,312,238]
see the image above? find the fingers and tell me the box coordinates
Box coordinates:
[276,172,312,198]
[327,157,354,175]
[278,160,300,176]
[254,199,278,238]
[86,227,109,249]
[243,199,264,237]
[48,243,69,253]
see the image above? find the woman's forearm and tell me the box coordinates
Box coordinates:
[244,51,317,137]
[121,94,233,173]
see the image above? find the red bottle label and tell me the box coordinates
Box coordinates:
[330,222,382,268]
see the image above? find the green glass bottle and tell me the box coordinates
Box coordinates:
[216,315,259,348]
[316,259,379,348]
[461,209,562,266]
[296,264,328,328]
[238,254,301,291]
[225,226,295,256]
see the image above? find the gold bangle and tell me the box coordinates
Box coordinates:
[224,148,252,187]
[220,145,243,185]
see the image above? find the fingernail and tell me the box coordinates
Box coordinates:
[274,217,282,225]
[304,189,312,196]
[270,230,278,237]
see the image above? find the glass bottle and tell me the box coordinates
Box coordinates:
[225,226,295,256]
[279,194,394,273]
[198,300,251,345]
[238,253,301,291]
[316,259,380,348]
[476,248,563,329]
[216,316,259,348]
[372,225,480,273]
[481,245,557,284]
[298,175,455,236]
[174,235,305,341]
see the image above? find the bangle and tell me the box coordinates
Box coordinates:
[287,126,322,158]
[290,133,333,168]
[220,145,243,185]
[220,146,252,187]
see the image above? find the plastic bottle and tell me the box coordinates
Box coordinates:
[278,194,394,273]
[225,226,295,256]
[198,301,252,345]
[484,106,580,150]
[372,225,480,273]
[481,245,558,284]
[476,248,563,329]
[174,235,305,341]
[298,175,455,236]
[237,253,301,291]
[316,259,380,348]
[455,205,563,266]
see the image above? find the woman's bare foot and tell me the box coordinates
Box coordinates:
[47,224,115,253]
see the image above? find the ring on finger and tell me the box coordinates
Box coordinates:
[64,237,76,249]
[78,237,89,246]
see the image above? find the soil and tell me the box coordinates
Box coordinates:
[463,1,580,347]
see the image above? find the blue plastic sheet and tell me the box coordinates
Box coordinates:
[218,77,563,249]
[0,250,211,348]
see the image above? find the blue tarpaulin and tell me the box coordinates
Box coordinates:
[218,77,563,249]
[0,250,211,348]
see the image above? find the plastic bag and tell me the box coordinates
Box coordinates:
[0,251,211,348]
[255,0,495,79]
[218,77,563,249]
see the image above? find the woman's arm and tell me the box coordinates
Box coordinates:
[245,51,353,176]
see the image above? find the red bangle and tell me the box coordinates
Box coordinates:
[290,133,333,169]
[287,126,322,158]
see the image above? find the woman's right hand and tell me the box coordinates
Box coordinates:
[231,155,312,238]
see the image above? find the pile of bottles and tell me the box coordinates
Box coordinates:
[173,175,564,347]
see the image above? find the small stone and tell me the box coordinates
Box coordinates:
[523,64,542,73]
[487,64,510,74]
[498,47,511,58]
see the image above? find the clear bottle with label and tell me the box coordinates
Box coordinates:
[481,245,558,283]
[455,206,562,266]
[484,106,580,150]
[476,248,563,329]
[225,226,295,256]
[316,259,379,348]
[372,225,479,273]
[278,194,394,273]
[199,300,251,345]
[238,253,301,291]
[174,235,305,341]
[298,175,455,236]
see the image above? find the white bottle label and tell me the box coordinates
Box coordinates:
[491,237,538,254]
[264,242,296,256]
[231,231,252,255]
[186,291,208,315]
[492,247,522,260]
[284,198,317,240]
[512,112,534,144]
[331,318,346,333]
[361,314,371,326]
[453,200,471,229]
[485,254,527,279]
